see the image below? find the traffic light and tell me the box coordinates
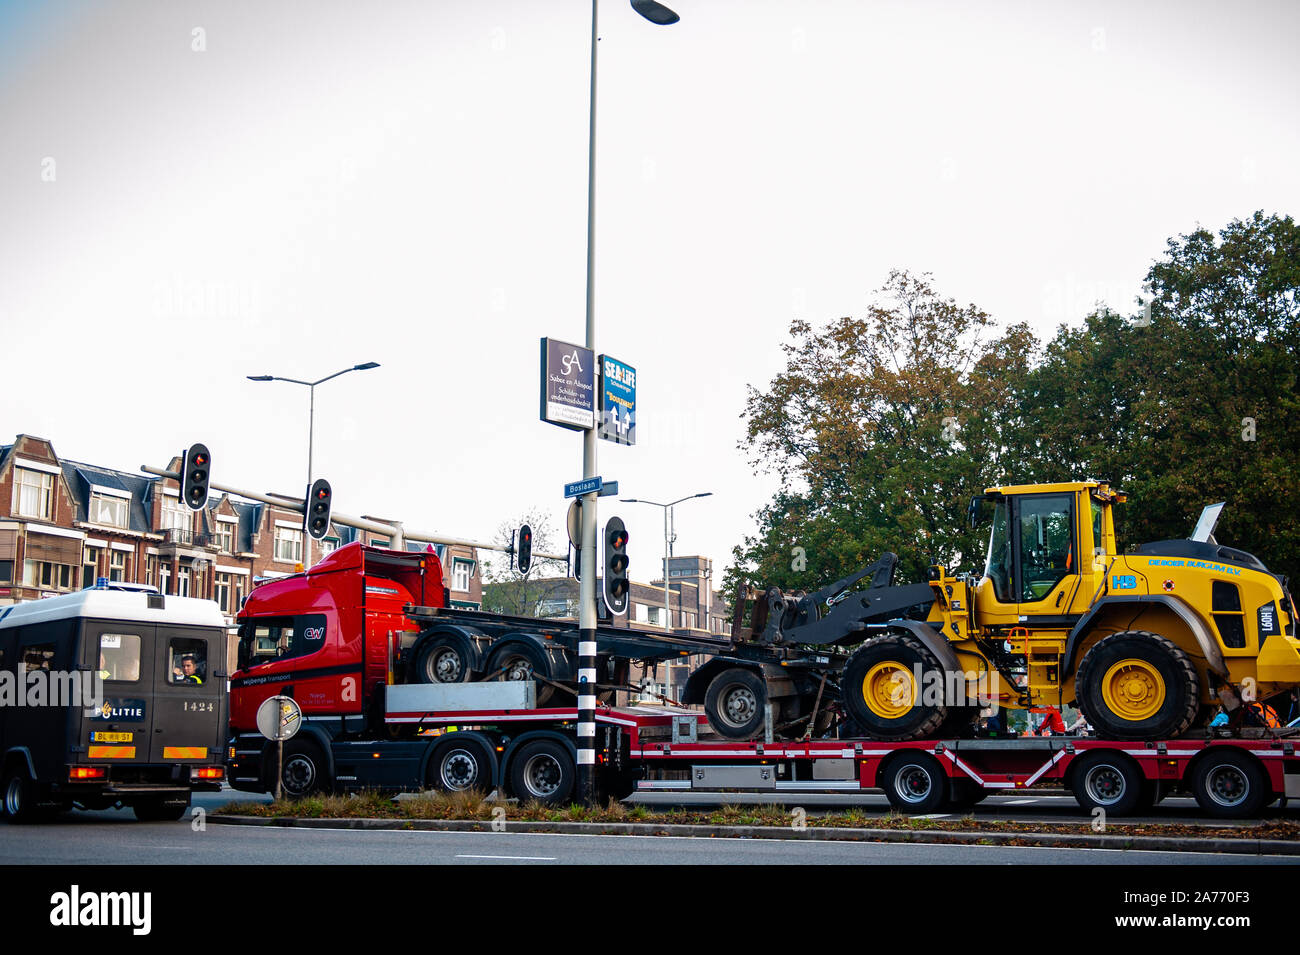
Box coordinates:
[181,443,211,511]
[305,478,333,540]
[603,516,630,616]
[517,524,533,575]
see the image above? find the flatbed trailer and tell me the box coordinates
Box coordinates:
[232,684,1300,820]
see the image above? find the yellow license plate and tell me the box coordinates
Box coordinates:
[90,731,133,743]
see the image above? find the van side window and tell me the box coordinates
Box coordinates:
[98,633,142,683]
[170,638,208,685]
[21,645,55,674]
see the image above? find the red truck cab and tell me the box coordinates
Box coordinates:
[230,543,444,732]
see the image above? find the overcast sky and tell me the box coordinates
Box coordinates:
[2,0,1297,585]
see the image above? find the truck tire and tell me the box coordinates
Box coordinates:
[508,739,575,805]
[276,740,330,799]
[947,779,989,812]
[487,642,559,707]
[879,753,948,814]
[703,668,768,740]
[1190,748,1269,819]
[1075,631,1200,740]
[1069,752,1142,816]
[842,633,948,741]
[428,738,493,793]
[414,634,474,685]
[132,796,190,822]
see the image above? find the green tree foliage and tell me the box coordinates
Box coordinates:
[733,213,1300,591]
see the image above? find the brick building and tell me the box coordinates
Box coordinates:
[0,434,482,623]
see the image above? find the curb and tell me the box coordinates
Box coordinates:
[209,815,1300,856]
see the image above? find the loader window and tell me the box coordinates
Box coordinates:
[1018,494,1074,602]
[983,501,1014,603]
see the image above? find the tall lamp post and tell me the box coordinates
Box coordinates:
[621,492,711,631]
[576,0,679,804]
[247,361,380,531]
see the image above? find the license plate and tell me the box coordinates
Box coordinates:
[90,731,133,743]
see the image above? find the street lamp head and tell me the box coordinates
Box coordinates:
[630,0,680,25]
[619,498,640,503]
[695,492,713,499]
[247,375,274,382]
[353,362,380,371]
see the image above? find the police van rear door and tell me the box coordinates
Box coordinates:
[84,622,156,765]
[147,626,221,764]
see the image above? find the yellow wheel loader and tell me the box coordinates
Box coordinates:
[739,482,1299,741]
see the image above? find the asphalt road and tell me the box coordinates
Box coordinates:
[2,816,1292,865]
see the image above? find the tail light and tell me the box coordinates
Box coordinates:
[69,767,107,780]
[193,767,224,780]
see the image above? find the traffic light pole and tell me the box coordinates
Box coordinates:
[576,0,601,806]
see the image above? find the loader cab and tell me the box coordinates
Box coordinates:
[972,482,1122,627]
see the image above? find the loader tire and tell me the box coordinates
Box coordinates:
[842,633,948,741]
[703,668,768,741]
[1075,631,1200,741]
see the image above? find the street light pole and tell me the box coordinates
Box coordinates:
[621,493,711,631]
[247,362,380,553]
[577,0,678,805]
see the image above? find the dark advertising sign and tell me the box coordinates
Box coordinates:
[540,337,595,431]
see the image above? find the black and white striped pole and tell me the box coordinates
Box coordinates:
[577,0,679,804]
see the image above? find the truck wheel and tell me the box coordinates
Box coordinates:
[879,753,948,814]
[1070,752,1142,815]
[947,779,989,811]
[703,668,767,740]
[508,739,575,805]
[2,769,38,824]
[1075,631,1200,740]
[415,635,474,684]
[133,796,190,822]
[487,643,557,707]
[429,738,493,793]
[278,741,330,799]
[1190,749,1269,819]
[842,634,948,741]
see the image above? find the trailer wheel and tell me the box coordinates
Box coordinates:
[947,779,989,812]
[415,635,474,685]
[880,753,948,814]
[703,668,767,740]
[1190,749,1269,819]
[278,741,330,799]
[1075,631,1200,740]
[429,738,493,793]
[132,796,190,822]
[842,634,948,741]
[487,642,558,707]
[508,739,574,805]
[1070,752,1142,816]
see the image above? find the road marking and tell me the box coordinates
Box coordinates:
[1001,799,1037,805]
[912,814,950,820]
[456,854,556,861]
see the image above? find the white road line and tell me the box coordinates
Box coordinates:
[911,814,950,820]
[456,854,557,861]
[1001,799,1037,805]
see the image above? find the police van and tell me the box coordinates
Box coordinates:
[0,583,228,822]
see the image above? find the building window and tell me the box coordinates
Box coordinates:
[89,492,129,528]
[0,560,11,584]
[161,496,189,533]
[83,546,101,589]
[13,468,54,520]
[145,555,158,586]
[274,526,303,563]
[451,558,474,592]
[109,550,129,582]
[23,560,74,592]
[321,537,339,555]
[214,572,245,614]
[370,537,390,549]
[215,523,234,553]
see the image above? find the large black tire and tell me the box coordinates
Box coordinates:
[133,796,190,822]
[936,706,979,740]
[2,769,44,824]
[703,668,768,740]
[414,634,475,685]
[947,778,989,812]
[879,753,948,814]
[508,739,575,806]
[1070,752,1143,816]
[1075,631,1200,740]
[842,633,948,741]
[275,740,330,799]
[427,737,494,793]
[1190,748,1269,819]
[487,642,559,707]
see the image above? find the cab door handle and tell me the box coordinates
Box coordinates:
[1055,591,1064,607]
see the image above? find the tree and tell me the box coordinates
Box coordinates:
[729,270,1034,594]
[479,509,572,618]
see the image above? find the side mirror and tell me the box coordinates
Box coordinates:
[968,495,984,530]
[236,637,249,672]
